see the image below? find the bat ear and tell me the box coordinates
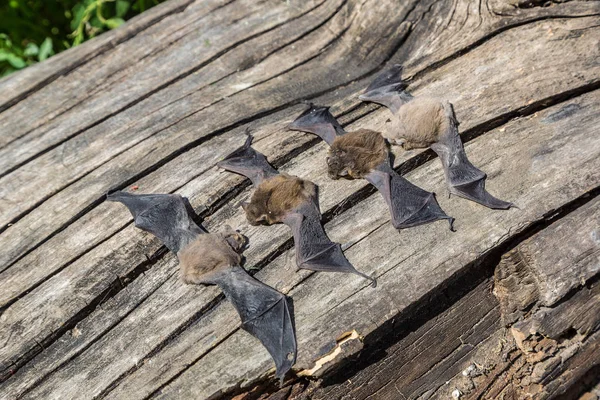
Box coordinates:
[256,214,269,224]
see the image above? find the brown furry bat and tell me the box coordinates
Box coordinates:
[107,191,296,382]
[359,64,514,209]
[243,174,317,225]
[327,129,388,179]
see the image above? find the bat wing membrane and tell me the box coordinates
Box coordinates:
[217,134,279,186]
[283,203,376,286]
[212,266,297,382]
[432,103,515,210]
[366,163,454,230]
[107,191,205,253]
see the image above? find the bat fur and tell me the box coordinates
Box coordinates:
[244,174,317,226]
[359,64,515,210]
[289,105,454,231]
[106,191,296,383]
[328,129,388,179]
[218,135,377,286]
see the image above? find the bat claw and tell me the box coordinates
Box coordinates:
[448,217,456,232]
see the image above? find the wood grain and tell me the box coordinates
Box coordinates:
[0,0,599,398]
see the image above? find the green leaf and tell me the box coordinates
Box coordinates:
[71,4,86,31]
[23,43,39,57]
[105,18,125,29]
[90,15,103,29]
[6,53,26,68]
[38,37,53,61]
[116,0,131,17]
[0,34,12,48]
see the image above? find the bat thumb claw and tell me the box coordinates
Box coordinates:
[369,276,377,288]
[448,217,456,232]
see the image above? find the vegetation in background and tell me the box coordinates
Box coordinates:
[0,0,164,77]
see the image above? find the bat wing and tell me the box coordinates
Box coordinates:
[431,103,515,210]
[358,65,412,114]
[288,104,344,145]
[209,266,296,383]
[283,202,376,287]
[217,134,279,187]
[366,163,455,230]
[107,191,206,253]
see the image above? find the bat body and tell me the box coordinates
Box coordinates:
[107,191,296,382]
[359,65,514,210]
[217,136,376,286]
[289,105,454,231]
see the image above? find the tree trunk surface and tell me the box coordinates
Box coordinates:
[0,0,598,399]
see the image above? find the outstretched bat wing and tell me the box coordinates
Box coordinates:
[288,104,345,145]
[107,191,205,253]
[209,266,297,382]
[366,163,455,230]
[431,103,515,210]
[109,191,297,381]
[358,65,411,114]
[282,202,376,286]
[217,134,279,187]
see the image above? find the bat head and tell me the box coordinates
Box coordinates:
[289,104,344,144]
[241,201,271,226]
[326,148,354,180]
[219,224,248,253]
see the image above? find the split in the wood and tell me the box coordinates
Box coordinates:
[217,134,376,287]
[106,191,297,383]
[289,104,455,231]
[358,64,516,210]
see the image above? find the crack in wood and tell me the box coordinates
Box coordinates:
[218,185,600,399]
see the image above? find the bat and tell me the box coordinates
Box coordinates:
[106,191,296,383]
[358,65,515,209]
[289,105,455,231]
[217,135,376,287]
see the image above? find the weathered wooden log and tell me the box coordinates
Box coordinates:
[0,0,598,398]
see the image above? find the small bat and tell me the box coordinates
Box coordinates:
[106,191,296,383]
[289,105,454,231]
[217,135,376,287]
[358,65,515,209]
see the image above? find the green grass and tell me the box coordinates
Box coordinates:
[0,0,164,77]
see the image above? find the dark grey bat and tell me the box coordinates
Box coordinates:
[358,65,515,209]
[217,135,376,287]
[289,105,454,231]
[107,191,296,382]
